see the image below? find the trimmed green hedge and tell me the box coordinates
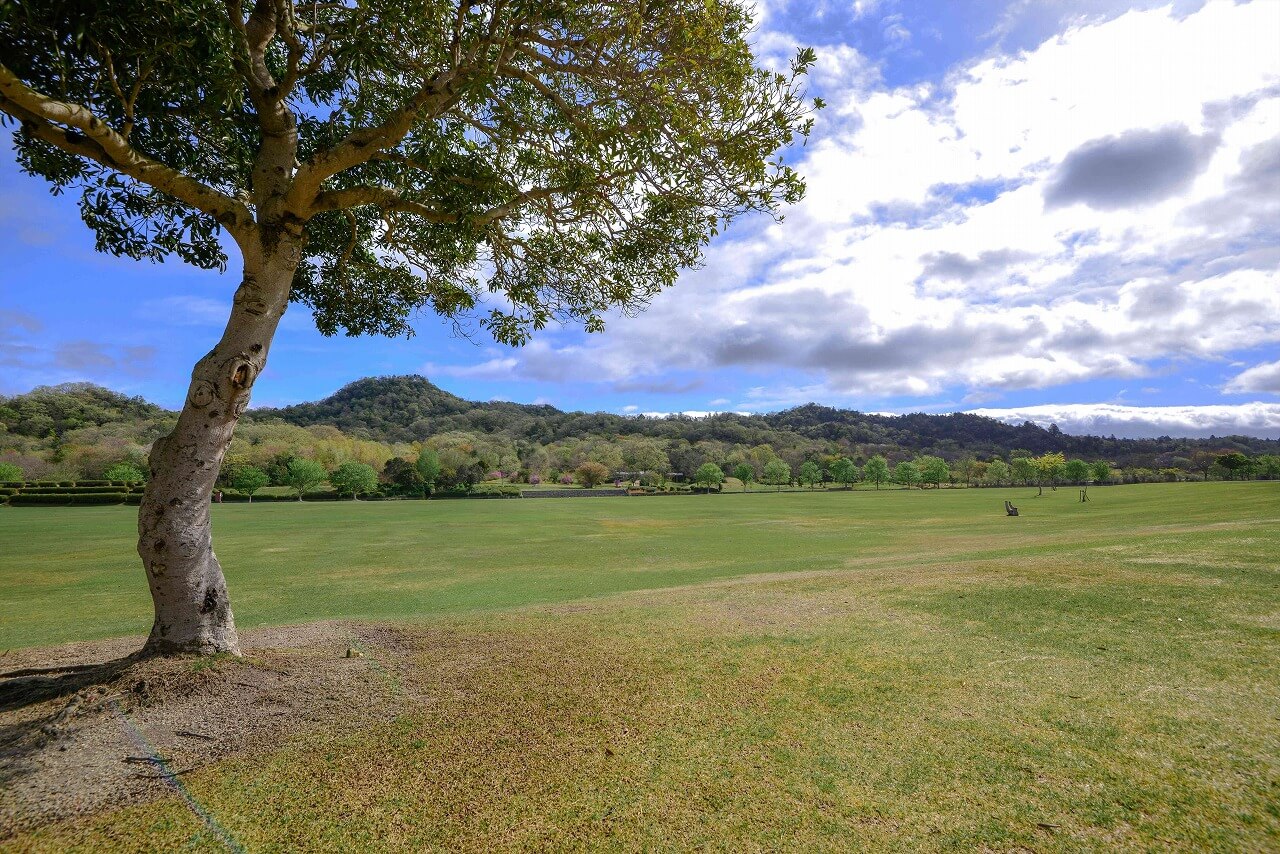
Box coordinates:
[469,484,522,498]
[19,486,137,495]
[10,492,129,506]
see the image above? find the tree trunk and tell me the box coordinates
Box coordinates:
[137,239,299,656]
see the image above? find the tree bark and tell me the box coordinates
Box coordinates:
[137,238,299,655]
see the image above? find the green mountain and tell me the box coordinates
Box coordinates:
[254,375,1276,466]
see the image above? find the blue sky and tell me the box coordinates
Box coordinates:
[2,0,1280,438]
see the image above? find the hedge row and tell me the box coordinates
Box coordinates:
[18,486,143,495]
[10,493,130,506]
[0,480,139,488]
[469,484,522,498]
[215,493,318,503]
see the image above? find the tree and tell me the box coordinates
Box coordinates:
[621,438,670,481]
[893,461,919,489]
[415,448,442,495]
[1063,459,1089,484]
[229,465,269,502]
[798,461,821,489]
[575,461,610,488]
[732,463,754,492]
[1216,452,1252,480]
[285,458,327,500]
[1034,452,1066,492]
[864,455,890,490]
[383,457,425,497]
[1010,456,1038,486]
[0,462,22,481]
[953,456,977,487]
[763,459,791,491]
[694,462,725,492]
[330,461,378,499]
[829,457,857,489]
[916,455,949,489]
[0,2,814,655]
[1189,449,1221,482]
[1258,454,1280,480]
[104,462,145,483]
[1089,460,1112,483]
[983,458,1009,487]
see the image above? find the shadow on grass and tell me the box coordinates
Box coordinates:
[0,654,143,800]
[0,655,141,715]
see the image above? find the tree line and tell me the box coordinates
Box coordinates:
[4,383,1279,494]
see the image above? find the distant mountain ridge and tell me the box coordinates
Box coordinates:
[5,376,1277,466]
[252,375,1279,462]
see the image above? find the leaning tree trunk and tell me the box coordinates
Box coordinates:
[137,239,299,655]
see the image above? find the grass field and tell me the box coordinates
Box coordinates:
[2,482,1279,850]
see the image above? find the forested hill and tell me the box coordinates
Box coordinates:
[4,376,1277,470]
[253,375,1276,462]
[0,382,168,436]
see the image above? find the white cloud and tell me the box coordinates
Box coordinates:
[969,402,1280,439]
[1225,359,1280,395]
[421,357,517,380]
[638,410,750,419]
[497,1,1280,405]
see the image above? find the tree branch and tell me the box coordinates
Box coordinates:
[285,68,468,213]
[0,63,255,235]
[311,186,459,223]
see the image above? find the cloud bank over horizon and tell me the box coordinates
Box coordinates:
[966,402,1280,440]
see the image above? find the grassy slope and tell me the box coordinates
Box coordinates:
[3,483,1279,850]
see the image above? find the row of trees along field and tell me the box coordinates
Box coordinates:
[5,385,1280,492]
[6,425,1277,498]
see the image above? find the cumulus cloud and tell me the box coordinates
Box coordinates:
[969,402,1280,439]
[1043,125,1219,210]
[1225,359,1280,394]
[488,0,1280,408]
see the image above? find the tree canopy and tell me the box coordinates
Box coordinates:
[1,0,815,343]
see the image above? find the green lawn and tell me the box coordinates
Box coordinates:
[3,483,1279,850]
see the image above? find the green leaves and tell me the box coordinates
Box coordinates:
[3,0,815,345]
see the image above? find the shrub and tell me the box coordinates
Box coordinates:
[529,473,542,485]
[103,462,146,484]
[575,461,610,488]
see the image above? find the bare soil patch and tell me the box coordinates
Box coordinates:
[0,621,422,839]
